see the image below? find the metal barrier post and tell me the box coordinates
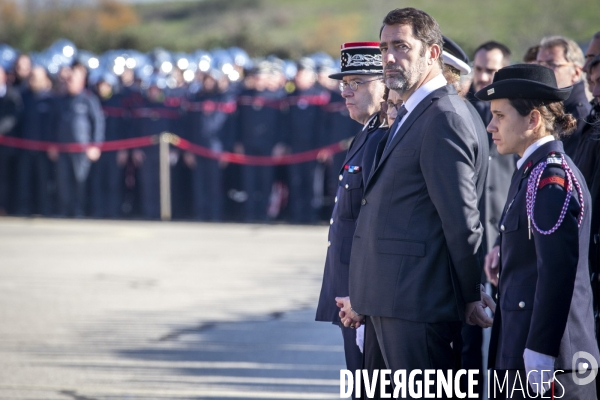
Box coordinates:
[159,133,172,221]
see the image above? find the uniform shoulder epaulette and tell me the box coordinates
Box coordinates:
[525,152,584,237]
[538,154,567,190]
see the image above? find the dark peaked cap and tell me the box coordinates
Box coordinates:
[442,35,471,75]
[475,63,572,102]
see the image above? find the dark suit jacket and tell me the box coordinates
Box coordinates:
[316,114,386,323]
[349,84,484,322]
[488,140,600,370]
[562,80,592,159]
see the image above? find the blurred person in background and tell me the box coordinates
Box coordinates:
[10,53,32,92]
[583,31,600,92]
[283,57,329,224]
[384,88,402,126]
[0,64,23,215]
[523,44,540,64]
[465,41,517,291]
[235,62,284,222]
[15,65,56,216]
[89,72,129,219]
[130,74,181,219]
[537,35,589,158]
[576,55,600,379]
[55,65,104,217]
[184,69,237,221]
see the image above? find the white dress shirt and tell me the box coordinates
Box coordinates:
[391,73,447,139]
[516,136,555,170]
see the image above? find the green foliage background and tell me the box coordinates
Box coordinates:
[0,0,598,61]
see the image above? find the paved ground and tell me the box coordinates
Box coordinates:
[0,218,344,400]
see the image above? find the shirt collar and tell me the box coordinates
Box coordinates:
[516,136,555,169]
[0,84,6,97]
[404,73,447,113]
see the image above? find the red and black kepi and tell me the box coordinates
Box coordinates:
[328,42,383,80]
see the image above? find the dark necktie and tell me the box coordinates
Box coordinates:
[373,105,408,169]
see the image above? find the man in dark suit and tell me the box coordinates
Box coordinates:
[315,42,386,384]
[341,8,491,383]
[537,35,590,159]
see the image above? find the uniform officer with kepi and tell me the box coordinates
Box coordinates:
[315,42,386,387]
[476,64,600,399]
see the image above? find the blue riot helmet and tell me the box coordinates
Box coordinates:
[282,59,298,81]
[211,48,235,77]
[49,39,77,64]
[228,47,250,79]
[77,50,100,71]
[143,72,167,90]
[0,44,18,71]
[149,47,173,75]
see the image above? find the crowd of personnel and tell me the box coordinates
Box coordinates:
[0,44,364,222]
[0,33,599,227]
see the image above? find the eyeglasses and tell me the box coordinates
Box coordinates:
[386,101,402,111]
[537,61,573,70]
[339,77,382,92]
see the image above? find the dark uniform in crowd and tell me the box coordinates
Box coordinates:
[55,67,104,217]
[236,64,284,222]
[315,42,386,395]
[184,70,237,221]
[284,58,329,224]
[15,66,56,216]
[90,72,130,218]
[477,64,600,399]
[0,65,23,215]
[130,75,181,220]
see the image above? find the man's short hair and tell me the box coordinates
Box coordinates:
[590,53,600,73]
[540,35,584,68]
[473,41,512,66]
[380,8,443,68]
[523,45,540,63]
[594,31,600,40]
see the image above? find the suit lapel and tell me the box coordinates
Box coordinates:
[366,86,450,189]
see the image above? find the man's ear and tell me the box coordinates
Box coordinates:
[428,44,441,66]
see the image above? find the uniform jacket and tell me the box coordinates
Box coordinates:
[21,89,55,141]
[0,85,23,137]
[316,114,386,323]
[236,88,285,155]
[284,85,329,151]
[488,140,600,370]
[185,88,237,151]
[56,90,105,182]
[349,84,484,322]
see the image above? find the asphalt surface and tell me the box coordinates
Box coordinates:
[0,218,344,400]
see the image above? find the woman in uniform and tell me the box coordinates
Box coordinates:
[475,64,600,399]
